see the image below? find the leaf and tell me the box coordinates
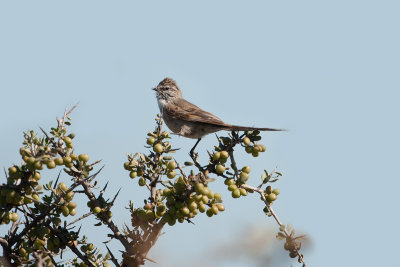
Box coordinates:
[65,121,71,126]
[70,166,80,173]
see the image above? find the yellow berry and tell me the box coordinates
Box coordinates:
[243,137,251,146]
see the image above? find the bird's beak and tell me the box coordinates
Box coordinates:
[152,87,157,91]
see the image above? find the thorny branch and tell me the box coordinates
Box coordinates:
[189,130,307,266]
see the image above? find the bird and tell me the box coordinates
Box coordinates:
[152,77,283,153]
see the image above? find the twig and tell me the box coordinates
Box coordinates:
[67,212,93,226]
[240,183,306,266]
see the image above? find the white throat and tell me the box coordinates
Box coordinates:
[157,97,167,113]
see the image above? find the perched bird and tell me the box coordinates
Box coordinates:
[153,77,283,152]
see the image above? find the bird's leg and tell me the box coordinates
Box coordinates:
[190,138,202,159]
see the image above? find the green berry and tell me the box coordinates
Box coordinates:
[198,203,206,213]
[228,184,237,192]
[8,166,17,175]
[129,171,137,179]
[64,136,72,144]
[216,204,225,211]
[124,161,130,170]
[34,161,43,170]
[138,177,146,186]
[147,137,156,145]
[26,157,36,164]
[215,164,225,174]
[245,146,253,154]
[181,207,190,216]
[167,171,176,179]
[93,206,101,214]
[272,188,280,195]
[69,209,77,216]
[201,195,209,204]
[240,188,248,196]
[153,143,163,153]
[63,156,72,164]
[10,213,19,222]
[189,201,197,211]
[67,202,77,209]
[46,160,56,169]
[61,206,70,216]
[166,161,176,171]
[267,193,277,202]
[58,182,68,191]
[212,152,221,161]
[163,188,172,196]
[220,151,229,159]
[66,142,73,148]
[242,166,251,174]
[232,188,241,198]
[239,172,249,183]
[54,157,64,165]
[78,154,89,162]
[206,208,214,217]
[33,172,41,181]
[211,204,219,215]
[224,178,235,186]
[195,183,205,194]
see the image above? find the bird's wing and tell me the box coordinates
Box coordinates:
[165,98,228,127]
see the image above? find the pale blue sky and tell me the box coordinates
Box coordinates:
[1,1,399,266]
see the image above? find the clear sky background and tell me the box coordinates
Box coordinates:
[1,1,399,266]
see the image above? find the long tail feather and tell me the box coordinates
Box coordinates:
[229,125,285,131]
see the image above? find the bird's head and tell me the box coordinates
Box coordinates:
[152,77,182,102]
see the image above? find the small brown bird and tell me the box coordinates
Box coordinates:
[153,77,283,152]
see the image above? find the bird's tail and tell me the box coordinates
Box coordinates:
[229,125,285,132]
